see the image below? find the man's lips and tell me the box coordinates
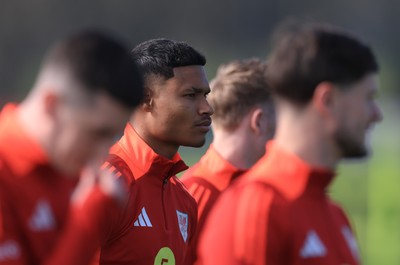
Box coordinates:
[194,118,212,127]
[194,117,212,132]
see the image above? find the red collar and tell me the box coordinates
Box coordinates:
[189,145,246,191]
[110,123,188,181]
[249,141,336,199]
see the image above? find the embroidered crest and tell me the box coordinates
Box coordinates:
[176,210,188,242]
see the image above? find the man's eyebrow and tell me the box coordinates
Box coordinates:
[191,87,211,93]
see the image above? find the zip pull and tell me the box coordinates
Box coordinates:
[163,178,168,185]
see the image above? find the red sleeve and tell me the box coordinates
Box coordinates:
[330,202,361,262]
[183,178,220,264]
[44,187,119,265]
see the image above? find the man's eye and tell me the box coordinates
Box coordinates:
[185,93,196,98]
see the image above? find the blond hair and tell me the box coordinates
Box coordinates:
[209,59,272,130]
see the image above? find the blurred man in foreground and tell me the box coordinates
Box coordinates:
[181,58,275,263]
[198,21,383,265]
[0,30,143,264]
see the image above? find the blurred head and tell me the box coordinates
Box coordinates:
[209,59,274,158]
[131,38,213,155]
[267,21,382,158]
[31,30,143,176]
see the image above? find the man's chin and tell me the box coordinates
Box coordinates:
[342,146,369,159]
[336,133,369,159]
[183,139,206,148]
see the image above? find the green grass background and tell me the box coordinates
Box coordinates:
[179,98,399,265]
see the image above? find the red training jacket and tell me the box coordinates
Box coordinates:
[181,145,245,263]
[198,141,361,265]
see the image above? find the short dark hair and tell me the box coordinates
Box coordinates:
[44,30,143,108]
[267,21,378,105]
[131,38,206,81]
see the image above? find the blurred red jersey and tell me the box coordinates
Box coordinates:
[0,104,77,265]
[181,145,245,263]
[198,141,361,265]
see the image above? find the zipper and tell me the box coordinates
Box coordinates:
[161,176,169,230]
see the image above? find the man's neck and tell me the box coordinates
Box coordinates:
[212,130,259,169]
[274,110,340,169]
[129,122,179,160]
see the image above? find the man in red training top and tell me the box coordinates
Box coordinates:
[181,59,275,263]
[198,21,383,265]
[52,38,214,265]
[0,30,143,264]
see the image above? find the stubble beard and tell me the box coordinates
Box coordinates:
[334,128,368,159]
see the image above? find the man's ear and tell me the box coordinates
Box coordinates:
[43,89,60,117]
[142,88,153,112]
[250,108,264,135]
[312,81,336,117]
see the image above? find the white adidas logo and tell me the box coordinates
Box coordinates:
[300,230,327,258]
[133,207,153,227]
[28,199,55,232]
[0,240,20,261]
